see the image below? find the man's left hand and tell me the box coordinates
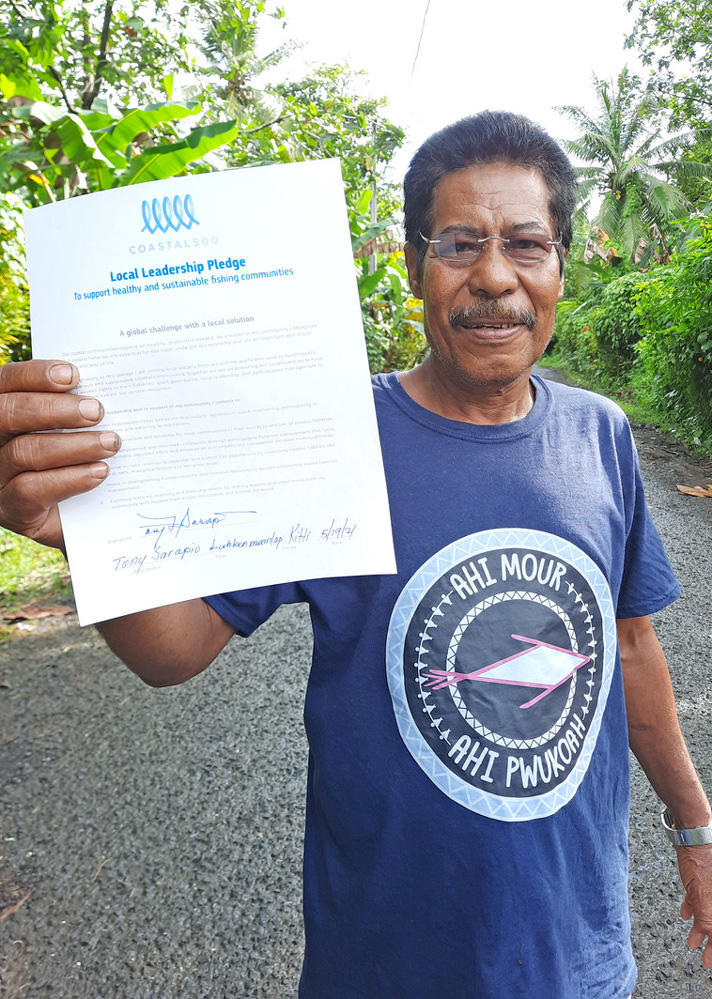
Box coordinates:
[677,844,712,968]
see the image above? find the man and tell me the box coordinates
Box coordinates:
[1,111,711,998]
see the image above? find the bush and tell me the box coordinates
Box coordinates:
[593,272,644,384]
[553,272,644,390]
[552,299,600,379]
[633,218,712,448]
[0,196,30,363]
[359,255,427,372]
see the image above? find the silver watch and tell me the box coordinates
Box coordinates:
[660,807,712,846]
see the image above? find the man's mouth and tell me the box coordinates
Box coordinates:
[460,321,520,330]
[449,307,536,331]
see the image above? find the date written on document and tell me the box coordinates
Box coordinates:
[320,517,357,542]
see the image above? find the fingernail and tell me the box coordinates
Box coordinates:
[50,363,75,385]
[90,462,109,480]
[100,432,121,451]
[78,398,102,421]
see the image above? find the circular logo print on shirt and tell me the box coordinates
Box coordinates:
[386,529,617,821]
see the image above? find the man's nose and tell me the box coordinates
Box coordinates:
[466,240,518,298]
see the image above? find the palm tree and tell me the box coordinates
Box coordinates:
[558,68,710,262]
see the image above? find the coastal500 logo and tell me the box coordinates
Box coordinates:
[141,193,199,234]
[386,529,616,821]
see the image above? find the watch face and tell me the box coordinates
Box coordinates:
[386,528,617,822]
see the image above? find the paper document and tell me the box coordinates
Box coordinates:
[26,160,396,625]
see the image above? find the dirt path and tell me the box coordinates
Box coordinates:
[1,373,712,998]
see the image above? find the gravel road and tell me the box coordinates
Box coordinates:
[2,372,712,998]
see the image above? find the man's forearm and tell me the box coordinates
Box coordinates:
[619,615,711,827]
[97,598,236,688]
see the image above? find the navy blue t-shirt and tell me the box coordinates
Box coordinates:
[206,373,680,999]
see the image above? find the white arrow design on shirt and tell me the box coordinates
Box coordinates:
[424,635,591,709]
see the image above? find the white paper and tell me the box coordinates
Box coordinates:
[26,160,396,625]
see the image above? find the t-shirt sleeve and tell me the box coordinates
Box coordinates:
[204,581,306,637]
[616,453,680,618]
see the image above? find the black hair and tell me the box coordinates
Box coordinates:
[403,111,576,278]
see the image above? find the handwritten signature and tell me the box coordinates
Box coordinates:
[137,507,256,548]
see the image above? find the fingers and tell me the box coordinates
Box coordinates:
[688,924,712,969]
[0,430,120,488]
[0,430,120,541]
[0,360,121,550]
[0,461,111,549]
[682,893,712,968]
[0,359,80,393]
[0,359,106,448]
[0,390,105,446]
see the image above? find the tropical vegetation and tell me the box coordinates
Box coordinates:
[0,0,424,369]
[547,0,712,452]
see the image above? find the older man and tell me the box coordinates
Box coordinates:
[1,111,711,998]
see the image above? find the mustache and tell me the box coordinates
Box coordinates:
[449,304,537,331]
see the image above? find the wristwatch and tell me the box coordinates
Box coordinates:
[660,806,712,846]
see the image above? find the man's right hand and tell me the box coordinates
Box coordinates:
[0,359,121,551]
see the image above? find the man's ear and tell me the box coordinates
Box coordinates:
[404,244,423,300]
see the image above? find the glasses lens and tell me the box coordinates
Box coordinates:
[504,235,555,263]
[431,231,482,260]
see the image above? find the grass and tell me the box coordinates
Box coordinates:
[0,528,74,613]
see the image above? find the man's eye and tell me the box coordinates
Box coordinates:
[450,237,479,255]
[507,237,550,261]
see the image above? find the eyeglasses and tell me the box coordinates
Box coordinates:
[419,229,563,265]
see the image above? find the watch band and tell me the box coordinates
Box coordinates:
[661,807,712,846]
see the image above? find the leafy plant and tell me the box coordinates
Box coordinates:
[553,271,645,390]
[357,255,425,373]
[558,68,710,262]
[592,272,645,383]
[633,216,712,448]
[0,194,30,362]
[551,299,601,381]
[626,0,712,129]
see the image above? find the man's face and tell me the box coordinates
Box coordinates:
[404,162,565,395]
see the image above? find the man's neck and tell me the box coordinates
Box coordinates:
[398,360,536,425]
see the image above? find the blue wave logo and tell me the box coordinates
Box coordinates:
[141,194,199,234]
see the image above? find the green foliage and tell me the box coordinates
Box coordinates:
[556,212,712,451]
[2,100,239,205]
[220,63,406,265]
[2,1,202,110]
[554,272,644,389]
[626,0,712,129]
[551,299,600,381]
[358,256,426,373]
[558,68,710,263]
[562,215,632,302]
[0,195,30,362]
[633,216,712,448]
[268,66,404,216]
[591,272,645,383]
